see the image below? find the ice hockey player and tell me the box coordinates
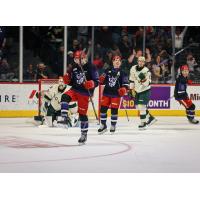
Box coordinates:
[98,55,129,134]
[59,50,99,144]
[129,56,157,130]
[35,77,79,127]
[174,65,199,124]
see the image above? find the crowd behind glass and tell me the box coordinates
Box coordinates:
[0,26,200,83]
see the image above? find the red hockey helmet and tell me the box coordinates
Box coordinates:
[180,65,189,71]
[112,55,122,61]
[74,50,86,59]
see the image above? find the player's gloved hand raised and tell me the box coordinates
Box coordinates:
[187,80,193,85]
[63,73,71,84]
[84,80,95,89]
[118,87,127,97]
[99,75,106,84]
[128,89,136,98]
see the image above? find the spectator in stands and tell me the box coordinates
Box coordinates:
[24,64,36,81]
[77,26,89,47]
[186,53,198,73]
[111,26,121,45]
[69,39,81,52]
[93,53,104,74]
[0,26,6,50]
[111,43,121,57]
[119,34,132,59]
[151,67,161,83]
[35,62,50,81]
[47,27,63,43]
[67,50,74,63]
[151,54,171,83]
[128,49,144,66]
[174,26,188,50]
[95,26,113,57]
[103,50,113,70]
[125,47,151,74]
[186,53,200,81]
[151,56,162,83]
[0,58,15,81]
[0,26,6,59]
[135,27,144,49]
[52,45,64,76]
[160,63,171,83]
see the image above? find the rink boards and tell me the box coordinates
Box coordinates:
[0,83,200,117]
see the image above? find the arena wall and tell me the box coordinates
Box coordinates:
[0,83,200,117]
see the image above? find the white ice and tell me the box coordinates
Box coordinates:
[0,117,199,172]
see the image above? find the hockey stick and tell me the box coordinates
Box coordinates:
[116,71,130,122]
[79,49,99,123]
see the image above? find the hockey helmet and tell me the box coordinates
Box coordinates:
[180,65,189,71]
[74,50,86,59]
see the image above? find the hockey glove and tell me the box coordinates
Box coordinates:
[187,80,193,85]
[99,75,106,84]
[128,89,136,98]
[118,87,127,97]
[84,80,95,89]
[63,73,71,84]
[138,72,146,81]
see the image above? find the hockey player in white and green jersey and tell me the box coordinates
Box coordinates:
[39,77,79,127]
[129,56,157,130]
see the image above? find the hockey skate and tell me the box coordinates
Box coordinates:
[78,132,87,144]
[57,116,72,128]
[98,124,107,134]
[110,125,116,134]
[146,116,157,126]
[188,118,199,124]
[138,122,147,130]
[33,115,45,125]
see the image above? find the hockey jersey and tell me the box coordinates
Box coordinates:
[101,67,129,97]
[129,65,151,93]
[68,62,99,96]
[44,84,68,111]
[174,74,188,100]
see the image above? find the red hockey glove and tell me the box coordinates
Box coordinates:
[99,75,106,84]
[187,80,193,85]
[118,87,127,97]
[63,73,71,84]
[84,80,95,89]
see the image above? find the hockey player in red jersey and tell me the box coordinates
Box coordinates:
[98,55,129,134]
[174,65,199,124]
[58,50,99,144]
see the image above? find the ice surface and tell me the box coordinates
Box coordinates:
[0,117,199,172]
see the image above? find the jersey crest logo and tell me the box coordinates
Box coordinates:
[108,76,118,87]
[76,73,85,85]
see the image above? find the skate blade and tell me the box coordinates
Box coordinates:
[110,130,116,134]
[78,141,86,145]
[189,121,199,124]
[38,124,49,128]
[98,129,108,135]
[147,119,158,127]
[138,127,147,130]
